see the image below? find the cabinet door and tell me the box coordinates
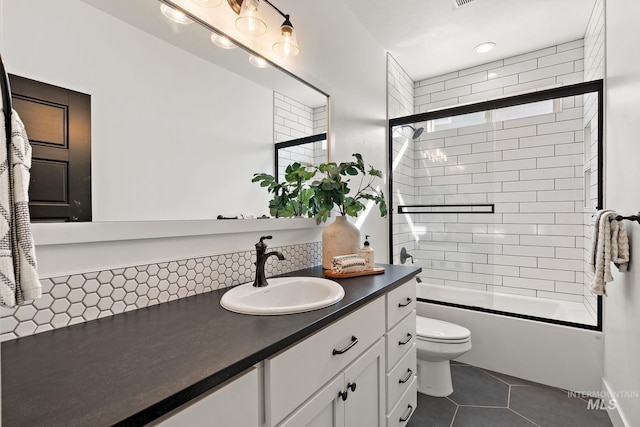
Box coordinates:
[154,367,259,427]
[343,339,386,427]
[277,374,345,427]
[266,297,385,426]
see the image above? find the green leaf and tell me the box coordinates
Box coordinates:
[345,166,359,176]
[368,167,383,178]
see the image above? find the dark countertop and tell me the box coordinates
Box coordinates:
[1,264,420,426]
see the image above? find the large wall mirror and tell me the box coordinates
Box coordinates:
[3,0,328,222]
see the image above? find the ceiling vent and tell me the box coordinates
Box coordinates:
[454,0,476,7]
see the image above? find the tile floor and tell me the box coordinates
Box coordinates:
[408,362,613,427]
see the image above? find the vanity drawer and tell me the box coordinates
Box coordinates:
[386,310,416,371]
[386,278,416,330]
[387,376,417,427]
[265,296,385,426]
[386,343,416,411]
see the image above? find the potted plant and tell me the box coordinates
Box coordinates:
[309,153,387,268]
[309,153,387,223]
[251,162,316,218]
[252,154,387,269]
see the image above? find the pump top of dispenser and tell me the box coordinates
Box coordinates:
[364,235,370,246]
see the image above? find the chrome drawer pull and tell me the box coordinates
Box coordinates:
[399,368,413,384]
[398,333,413,346]
[398,297,413,308]
[399,404,414,422]
[332,335,358,355]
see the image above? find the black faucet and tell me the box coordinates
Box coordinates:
[253,236,286,287]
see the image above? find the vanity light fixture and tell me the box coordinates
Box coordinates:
[249,54,270,68]
[228,0,300,57]
[211,33,238,49]
[474,42,496,54]
[160,3,193,25]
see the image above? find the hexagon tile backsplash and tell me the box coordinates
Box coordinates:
[0,242,321,342]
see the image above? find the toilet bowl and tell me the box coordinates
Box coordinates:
[416,316,472,397]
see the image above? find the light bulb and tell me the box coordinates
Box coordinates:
[160,4,193,25]
[249,55,269,68]
[236,0,266,36]
[211,33,237,49]
[272,17,299,58]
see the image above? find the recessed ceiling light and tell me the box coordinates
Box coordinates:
[474,42,496,54]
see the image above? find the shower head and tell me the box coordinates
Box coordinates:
[411,126,424,139]
[398,124,424,139]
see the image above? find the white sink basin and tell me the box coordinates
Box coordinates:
[220,277,345,315]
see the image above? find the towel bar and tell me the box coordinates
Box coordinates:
[611,212,640,224]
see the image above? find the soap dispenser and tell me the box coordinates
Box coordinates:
[359,235,375,270]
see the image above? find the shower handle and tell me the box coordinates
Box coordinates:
[400,247,414,264]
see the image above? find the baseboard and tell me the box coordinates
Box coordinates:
[603,378,629,427]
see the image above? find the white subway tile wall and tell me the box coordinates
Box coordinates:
[388,53,418,267]
[413,40,584,114]
[275,92,327,178]
[389,40,602,325]
[0,242,322,342]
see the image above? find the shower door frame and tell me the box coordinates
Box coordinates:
[387,79,604,331]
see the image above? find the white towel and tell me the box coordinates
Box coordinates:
[0,109,41,308]
[590,210,630,296]
[332,254,366,274]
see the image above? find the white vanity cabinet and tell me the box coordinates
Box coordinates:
[266,297,386,427]
[277,338,385,427]
[153,366,259,427]
[385,279,418,426]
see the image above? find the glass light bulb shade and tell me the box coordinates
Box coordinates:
[236,0,266,36]
[249,54,269,68]
[211,33,237,49]
[273,25,299,57]
[160,4,193,25]
[190,0,222,7]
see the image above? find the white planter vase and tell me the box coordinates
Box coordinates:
[322,216,361,269]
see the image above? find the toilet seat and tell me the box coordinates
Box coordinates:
[416,317,471,343]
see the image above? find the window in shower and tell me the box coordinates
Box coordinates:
[389,81,603,330]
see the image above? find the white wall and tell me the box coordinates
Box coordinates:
[603,0,640,425]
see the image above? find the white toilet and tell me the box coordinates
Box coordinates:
[415,316,472,397]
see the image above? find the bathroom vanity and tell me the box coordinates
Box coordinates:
[1,264,420,426]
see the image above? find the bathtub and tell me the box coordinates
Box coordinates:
[416,281,604,393]
[417,283,597,325]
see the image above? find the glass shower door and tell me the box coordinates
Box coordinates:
[389,81,603,329]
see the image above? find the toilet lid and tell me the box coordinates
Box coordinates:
[416,317,471,341]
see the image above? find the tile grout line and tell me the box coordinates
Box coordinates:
[448,399,460,427]
[456,404,510,409]
[480,367,517,387]
[508,407,544,427]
